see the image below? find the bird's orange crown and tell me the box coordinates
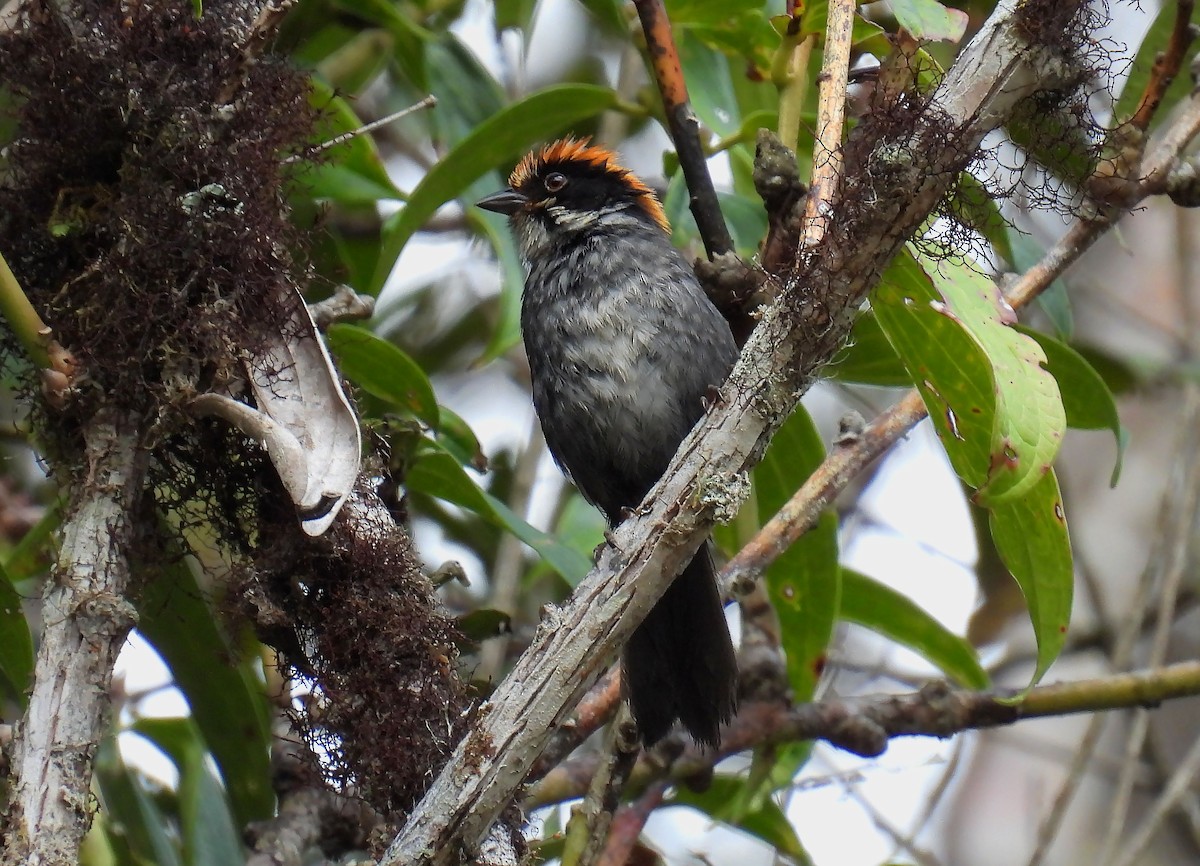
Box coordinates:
[509,138,670,234]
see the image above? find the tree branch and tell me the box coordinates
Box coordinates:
[1,410,148,866]
[529,661,1200,808]
[632,0,733,259]
[801,0,854,246]
[1129,0,1196,131]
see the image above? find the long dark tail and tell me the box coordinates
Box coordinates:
[622,544,738,748]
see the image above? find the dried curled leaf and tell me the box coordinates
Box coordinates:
[192,293,361,536]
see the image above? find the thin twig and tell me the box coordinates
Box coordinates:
[306,284,375,330]
[478,419,547,684]
[801,0,855,247]
[1111,731,1200,866]
[562,706,640,866]
[1025,713,1109,866]
[594,781,669,866]
[283,96,437,165]
[1100,311,1200,861]
[831,759,946,866]
[1128,0,1196,131]
[632,0,733,258]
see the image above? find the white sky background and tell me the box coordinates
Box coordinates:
[112,0,1156,862]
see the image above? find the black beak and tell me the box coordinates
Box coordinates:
[476,188,528,215]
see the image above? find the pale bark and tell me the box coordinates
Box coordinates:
[2,410,148,866]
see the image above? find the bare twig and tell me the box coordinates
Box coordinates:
[1026,713,1109,866]
[632,0,733,258]
[562,706,640,866]
[594,781,668,866]
[1,411,148,866]
[1128,0,1196,131]
[801,0,855,247]
[1112,731,1200,866]
[283,96,437,165]
[1100,320,1200,861]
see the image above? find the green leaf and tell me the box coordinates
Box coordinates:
[473,209,526,363]
[494,0,537,32]
[0,558,32,705]
[332,0,432,88]
[719,191,768,257]
[575,0,625,31]
[828,310,910,387]
[888,0,968,42]
[425,33,507,143]
[1017,325,1124,484]
[678,31,741,135]
[669,0,776,70]
[989,469,1073,689]
[1007,230,1072,339]
[1007,104,1095,186]
[457,608,512,641]
[548,494,607,588]
[840,567,988,689]
[94,738,183,866]
[953,171,1012,265]
[757,406,840,702]
[133,718,243,866]
[298,77,402,204]
[796,1,892,57]
[874,248,1066,505]
[669,775,812,862]
[406,442,593,584]
[138,558,274,826]
[4,498,60,581]
[315,29,393,96]
[326,323,440,428]
[436,405,487,471]
[179,737,243,866]
[371,84,618,292]
[1114,5,1196,128]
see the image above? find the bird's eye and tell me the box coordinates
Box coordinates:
[543,172,568,193]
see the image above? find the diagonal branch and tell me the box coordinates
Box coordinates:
[380,2,1092,862]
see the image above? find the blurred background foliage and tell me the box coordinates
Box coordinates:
[1,0,1199,863]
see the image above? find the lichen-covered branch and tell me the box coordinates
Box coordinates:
[1,411,148,866]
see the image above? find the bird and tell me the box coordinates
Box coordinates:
[477,138,739,747]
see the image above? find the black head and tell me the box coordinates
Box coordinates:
[476,138,669,236]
